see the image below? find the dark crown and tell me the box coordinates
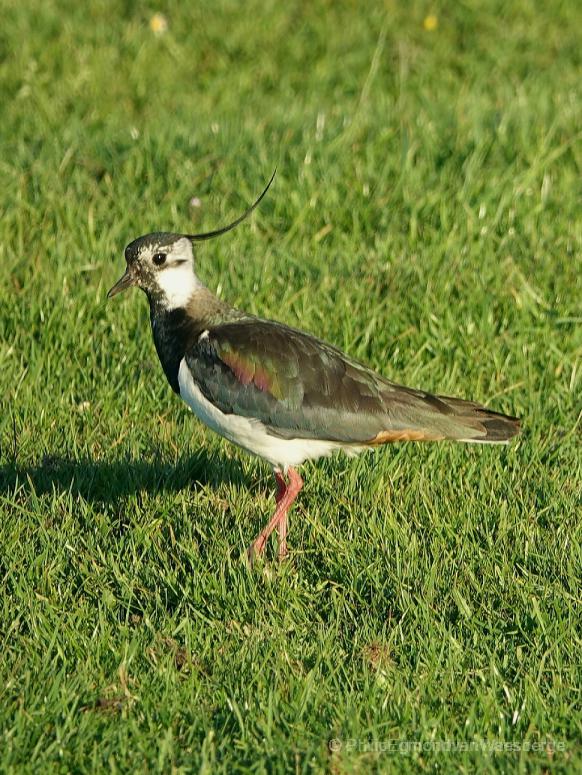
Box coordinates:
[124,232,183,264]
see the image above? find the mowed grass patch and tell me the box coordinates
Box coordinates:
[0,0,580,772]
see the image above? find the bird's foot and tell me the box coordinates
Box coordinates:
[246,535,267,566]
[246,532,287,565]
[247,527,287,561]
[246,536,287,566]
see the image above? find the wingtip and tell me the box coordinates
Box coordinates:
[460,412,521,444]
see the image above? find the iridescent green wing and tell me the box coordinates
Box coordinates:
[184,319,520,444]
[185,319,418,442]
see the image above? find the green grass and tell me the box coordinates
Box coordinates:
[1,0,581,771]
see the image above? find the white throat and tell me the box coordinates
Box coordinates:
[157,264,205,309]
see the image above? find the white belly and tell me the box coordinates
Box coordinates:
[178,358,361,469]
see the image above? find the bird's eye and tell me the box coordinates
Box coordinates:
[152,252,167,266]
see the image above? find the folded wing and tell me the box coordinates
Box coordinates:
[184,319,519,445]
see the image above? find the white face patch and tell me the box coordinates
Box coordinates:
[146,237,205,308]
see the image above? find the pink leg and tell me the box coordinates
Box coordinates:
[277,506,288,560]
[274,470,286,503]
[274,470,288,559]
[248,467,303,562]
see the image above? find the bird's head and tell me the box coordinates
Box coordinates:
[107,170,275,310]
[108,232,199,309]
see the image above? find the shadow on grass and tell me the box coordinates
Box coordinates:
[0,448,253,504]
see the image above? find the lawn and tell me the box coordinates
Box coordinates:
[0,0,580,772]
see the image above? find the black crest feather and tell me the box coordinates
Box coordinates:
[186,169,276,243]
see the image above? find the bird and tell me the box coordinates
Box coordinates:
[108,171,520,561]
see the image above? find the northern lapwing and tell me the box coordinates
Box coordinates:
[108,172,520,561]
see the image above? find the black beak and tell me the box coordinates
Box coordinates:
[107,268,135,298]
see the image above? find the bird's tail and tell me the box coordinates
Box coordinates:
[430,395,521,444]
[368,391,521,446]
